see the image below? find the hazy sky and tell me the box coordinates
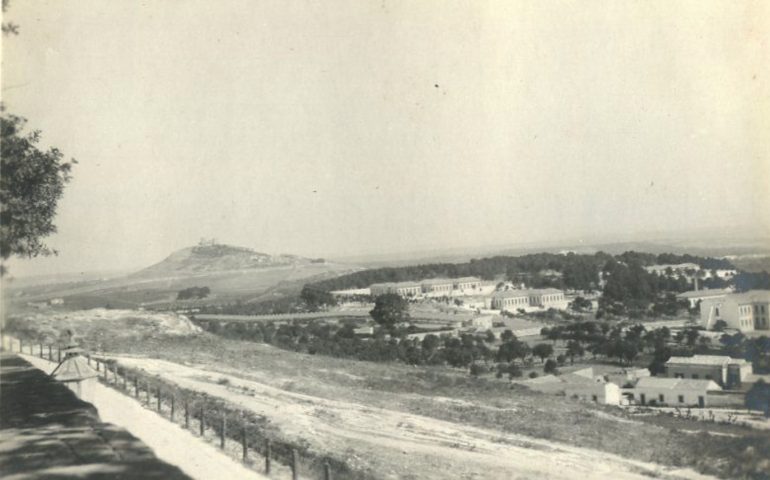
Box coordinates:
[2,1,769,276]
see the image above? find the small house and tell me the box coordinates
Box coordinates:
[630,377,721,408]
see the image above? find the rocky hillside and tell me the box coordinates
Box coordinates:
[134,244,310,277]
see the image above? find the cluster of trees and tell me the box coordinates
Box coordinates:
[307,252,615,292]
[306,251,736,295]
[299,285,337,311]
[176,286,211,300]
[197,318,500,367]
[599,259,693,318]
[734,271,770,292]
[617,251,734,270]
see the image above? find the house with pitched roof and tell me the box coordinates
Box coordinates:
[630,377,722,407]
[665,355,752,388]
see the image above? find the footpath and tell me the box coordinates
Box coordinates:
[16,352,268,480]
[0,352,189,480]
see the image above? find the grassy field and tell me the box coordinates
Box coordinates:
[88,332,770,479]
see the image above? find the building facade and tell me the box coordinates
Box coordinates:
[420,279,454,295]
[630,377,722,407]
[700,290,770,332]
[665,355,753,388]
[369,282,422,297]
[491,288,567,311]
[453,277,481,291]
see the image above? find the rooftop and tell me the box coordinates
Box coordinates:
[676,288,731,299]
[727,290,770,304]
[454,277,481,283]
[421,278,454,286]
[666,355,749,366]
[635,377,722,391]
[491,288,564,298]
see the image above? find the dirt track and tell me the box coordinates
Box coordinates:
[111,356,714,480]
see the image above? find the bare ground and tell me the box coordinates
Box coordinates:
[109,355,714,480]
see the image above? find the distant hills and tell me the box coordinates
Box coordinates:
[133,243,310,278]
[4,244,357,310]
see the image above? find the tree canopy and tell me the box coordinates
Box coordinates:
[0,110,75,271]
[369,293,410,329]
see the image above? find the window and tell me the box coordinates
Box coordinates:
[692,374,699,379]
[592,395,598,402]
[678,395,685,403]
[658,394,664,403]
[705,375,712,380]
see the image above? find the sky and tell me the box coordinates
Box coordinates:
[2,0,769,277]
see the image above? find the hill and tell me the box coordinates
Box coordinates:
[3,244,359,311]
[133,243,308,278]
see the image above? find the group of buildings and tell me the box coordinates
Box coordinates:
[645,263,737,281]
[368,277,483,297]
[676,289,770,333]
[525,354,755,408]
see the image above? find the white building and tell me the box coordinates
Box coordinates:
[665,355,753,388]
[699,290,770,332]
[523,368,621,405]
[565,382,622,405]
[645,263,700,277]
[630,377,722,407]
[490,288,567,312]
[675,288,731,309]
[453,277,481,291]
[369,282,423,297]
[421,278,455,295]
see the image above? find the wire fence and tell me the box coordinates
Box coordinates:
[0,333,370,480]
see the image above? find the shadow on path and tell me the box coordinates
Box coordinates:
[0,353,190,480]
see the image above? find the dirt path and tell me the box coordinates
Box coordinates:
[20,354,267,480]
[110,356,715,480]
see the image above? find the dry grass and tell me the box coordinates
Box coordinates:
[78,332,770,479]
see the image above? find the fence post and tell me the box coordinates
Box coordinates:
[199,405,205,436]
[241,421,247,461]
[291,448,298,480]
[265,439,271,474]
[39,343,43,358]
[18,338,22,354]
[184,400,190,429]
[157,387,162,412]
[170,394,175,421]
[57,347,61,363]
[324,460,332,480]
[220,413,226,449]
[134,377,139,398]
[49,345,53,361]
[122,370,127,390]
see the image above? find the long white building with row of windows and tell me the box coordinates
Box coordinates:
[369,277,482,298]
[490,288,567,311]
[691,289,770,332]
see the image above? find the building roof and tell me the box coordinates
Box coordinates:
[491,289,530,299]
[676,288,731,299]
[491,288,564,299]
[454,277,481,283]
[635,377,721,391]
[421,278,454,286]
[727,290,770,304]
[666,355,749,366]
